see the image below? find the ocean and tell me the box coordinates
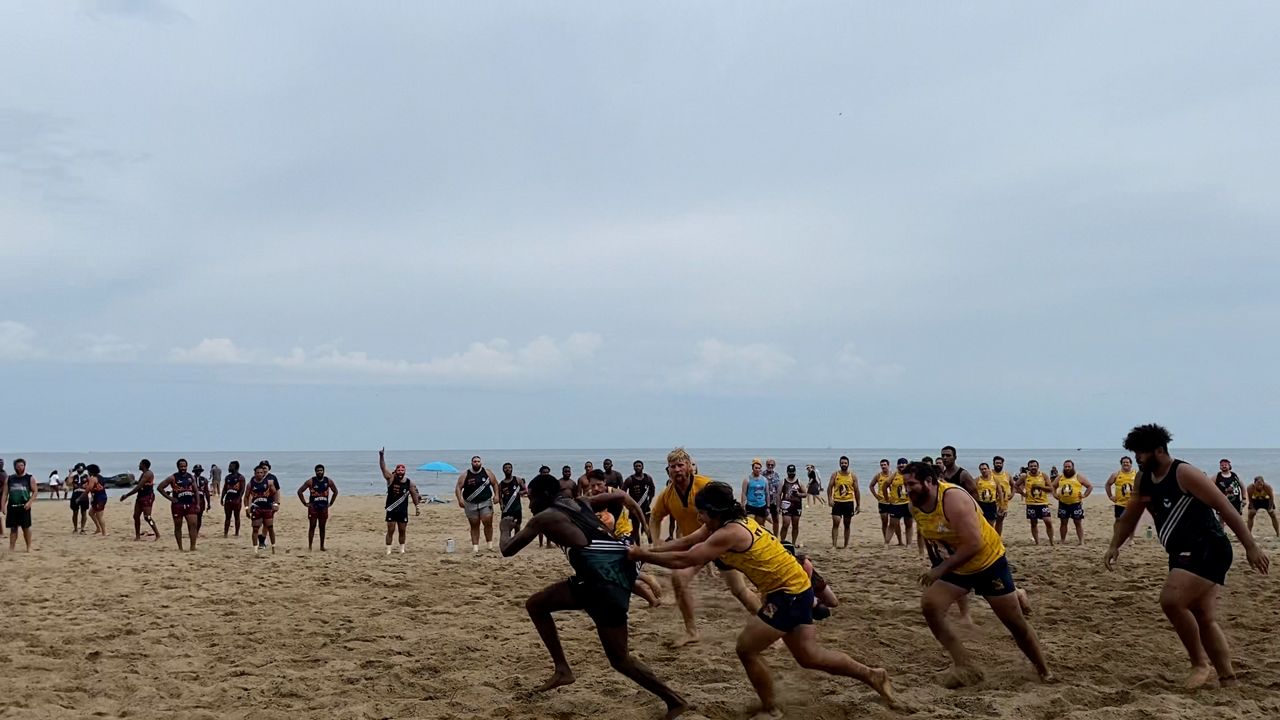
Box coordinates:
[6,447,1279,498]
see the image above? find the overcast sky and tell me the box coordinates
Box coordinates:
[2,1,1277,451]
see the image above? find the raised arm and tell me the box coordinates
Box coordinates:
[378,448,392,481]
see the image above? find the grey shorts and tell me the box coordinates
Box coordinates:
[465,500,494,520]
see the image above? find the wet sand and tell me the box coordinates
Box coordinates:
[2,495,1278,719]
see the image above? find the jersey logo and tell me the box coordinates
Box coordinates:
[760,602,776,619]
[989,577,1006,593]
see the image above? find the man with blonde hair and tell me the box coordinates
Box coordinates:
[651,447,759,647]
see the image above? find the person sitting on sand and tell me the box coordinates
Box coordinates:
[119,458,159,541]
[588,470,662,607]
[1247,476,1279,537]
[633,481,895,718]
[379,448,421,555]
[297,464,338,551]
[158,459,200,551]
[905,461,1054,688]
[1106,424,1270,690]
[500,474,688,720]
[246,464,278,553]
[221,460,244,537]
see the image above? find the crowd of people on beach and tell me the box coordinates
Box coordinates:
[4,425,1279,718]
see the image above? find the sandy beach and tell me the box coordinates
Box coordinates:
[3,494,1278,720]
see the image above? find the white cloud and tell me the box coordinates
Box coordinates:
[78,333,145,362]
[810,342,905,386]
[674,339,797,388]
[0,321,42,360]
[170,338,249,365]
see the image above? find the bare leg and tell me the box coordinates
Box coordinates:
[21,527,31,551]
[133,507,143,539]
[224,507,233,537]
[986,591,1053,680]
[904,516,915,546]
[397,521,407,545]
[783,624,895,706]
[1270,510,1279,537]
[173,517,184,550]
[995,514,1005,536]
[724,569,762,613]
[597,622,688,718]
[1058,517,1068,544]
[185,515,199,550]
[525,581,580,690]
[789,517,800,545]
[1073,518,1084,545]
[318,518,327,550]
[671,566,701,646]
[842,517,852,548]
[468,516,481,548]
[1161,570,1215,689]
[880,513,890,544]
[1247,510,1256,533]
[384,521,395,548]
[481,512,495,543]
[830,516,839,548]
[1189,581,1235,685]
[922,581,983,687]
[735,618,786,717]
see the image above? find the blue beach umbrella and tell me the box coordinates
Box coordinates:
[417,461,459,474]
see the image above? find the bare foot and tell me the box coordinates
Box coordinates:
[663,697,690,720]
[672,632,701,648]
[1185,664,1214,690]
[940,664,985,688]
[1219,675,1239,688]
[868,667,897,707]
[1016,588,1033,617]
[1039,670,1058,683]
[535,668,576,692]
[749,707,784,720]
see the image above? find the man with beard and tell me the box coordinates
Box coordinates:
[3,458,36,551]
[246,464,279,553]
[827,456,860,548]
[974,462,1002,526]
[1213,459,1244,515]
[1017,460,1055,546]
[905,461,1053,688]
[991,456,1013,536]
[456,456,500,554]
[193,465,212,537]
[380,448,422,554]
[119,458,159,541]
[68,462,90,534]
[561,466,577,498]
[871,459,895,544]
[297,464,339,551]
[1106,424,1270,690]
[1052,460,1093,545]
[157,459,200,551]
[601,458,625,490]
[777,464,806,545]
[888,458,913,546]
[939,446,976,497]
[500,474,687,719]
[498,462,528,534]
[623,460,656,543]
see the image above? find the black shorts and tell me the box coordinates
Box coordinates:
[1026,505,1052,520]
[1169,535,1233,586]
[978,501,998,523]
[758,588,815,632]
[1250,499,1273,511]
[939,555,1016,598]
[831,501,855,518]
[1114,505,1127,519]
[569,576,631,627]
[745,504,768,519]
[780,502,801,518]
[889,504,910,520]
[1229,499,1243,514]
[385,504,410,524]
[1057,503,1084,520]
[70,493,89,511]
[6,506,32,529]
[877,502,892,515]
[768,503,779,518]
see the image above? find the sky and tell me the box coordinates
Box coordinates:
[2,1,1278,451]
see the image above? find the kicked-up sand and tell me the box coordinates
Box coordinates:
[2,495,1279,719]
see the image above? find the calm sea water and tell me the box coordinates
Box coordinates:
[6,448,1280,498]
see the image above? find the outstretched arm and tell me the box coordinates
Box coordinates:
[501,512,546,557]
[633,526,738,569]
[378,448,392,481]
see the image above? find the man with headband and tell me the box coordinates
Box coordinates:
[380,448,421,554]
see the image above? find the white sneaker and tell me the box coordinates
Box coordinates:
[385,545,393,555]
[398,545,406,554]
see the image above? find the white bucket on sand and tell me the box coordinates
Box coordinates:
[445,538,456,553]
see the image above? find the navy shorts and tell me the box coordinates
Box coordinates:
[745,504,768,519]
[831,501,855,518]
[978,501,998,523]
[889,504,910,520]
[877,502,892,515]
[1113,505,1126,519]
[1026,505,1052,520]
[1250,499,1273,512]
[1057,503,1084,520]
[758,588,815,632]
[939,555,1016,598]
[1169,535,1233,586]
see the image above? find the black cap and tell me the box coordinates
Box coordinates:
[786,464,796,472]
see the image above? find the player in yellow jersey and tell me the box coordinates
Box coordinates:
[634,482,896,717]
[903,461,1053,688]
[871,459,894,544]
[827,455,861,548]
[887,457,913,546]
[1104,456,1139,544]
[1052,459,1093,545]
[1247,476,1279,537]
[650,447,759,647]
[991,456,1013,536]
[974,462,1003,526]
[1016,460,1055,546]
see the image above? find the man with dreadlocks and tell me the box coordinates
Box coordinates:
[500,474,688,719]
[633,481,894,719]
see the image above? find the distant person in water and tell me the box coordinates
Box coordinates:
[297,464,338,551]
[500,473,687,720]
[157,459,200,551]
[380,448,421,554]
[119,458,159,541]
[221,460,245,537]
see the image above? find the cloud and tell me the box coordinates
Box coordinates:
[0,321,42,360]
[674,339,798,389]
[170,333,603,385]
[78,334,146,362]
[811,343,904,386]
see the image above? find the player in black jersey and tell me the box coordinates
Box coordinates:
[1105,424,1270,690]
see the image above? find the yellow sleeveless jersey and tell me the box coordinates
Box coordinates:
[613,507,632,539]
[1024,474,1050,506]
[889,473,908,505]
[975,476,999,504]
[717,517,811,595]
[910,482,1006,575]
[1056,477,1083,504]
[832,472,856,502]
[651,474,711,537]
[873,472,893,503]
[1249,484,1270,501]
[1113,470,1136,506]
[992,471,1012,508]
